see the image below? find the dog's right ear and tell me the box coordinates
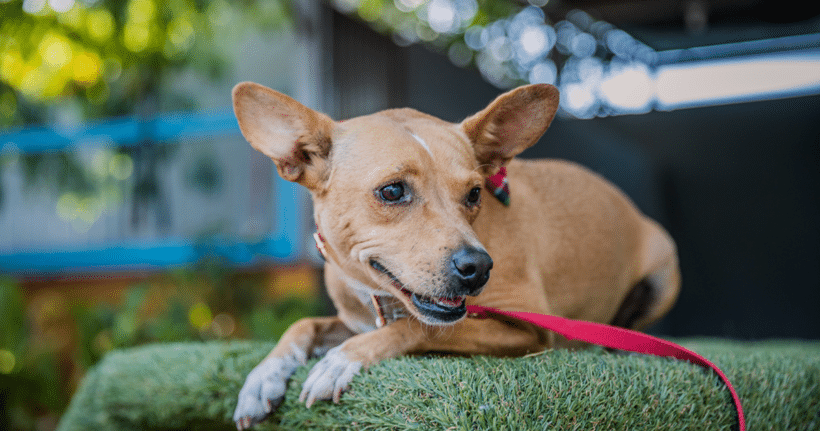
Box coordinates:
[232,82,333,189]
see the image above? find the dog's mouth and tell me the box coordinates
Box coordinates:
[369,259,466,324]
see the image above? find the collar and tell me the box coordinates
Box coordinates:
[486,166,510,206]
[312,167,511,327]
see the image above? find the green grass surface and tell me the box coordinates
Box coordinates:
[57,339,819,431]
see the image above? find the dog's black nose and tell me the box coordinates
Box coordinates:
[451,246,493,295]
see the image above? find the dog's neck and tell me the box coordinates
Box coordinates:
[312,231,407,328]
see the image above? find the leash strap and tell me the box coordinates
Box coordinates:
[466,305,746,431]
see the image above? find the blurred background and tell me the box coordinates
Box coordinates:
[0,0,818,429]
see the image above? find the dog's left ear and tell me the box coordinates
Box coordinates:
[461,84,559,171]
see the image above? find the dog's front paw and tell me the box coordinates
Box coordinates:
[299,345,362,407]
[234,356,301,430]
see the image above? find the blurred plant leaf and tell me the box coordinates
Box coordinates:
[0,0,294,120]
[247,295,319,341]
[0,278,26,354]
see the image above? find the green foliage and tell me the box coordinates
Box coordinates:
[0,0,292,213]
[0,264,320,431]
[5,145,142,225]
[247,296,319,342]
[0,279,64,429]
[0,277,26,358]
[72,263,320,371]
[0,0,294,125]
[57,338,820,431]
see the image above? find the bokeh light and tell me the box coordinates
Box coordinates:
[528,59,557,84]
[326,2,808,118]
[188,302,213,330]
[0,0,289,114]
[72,52,101,85]
[327,2,667,117]
[599,61,654,114]
[395,0,424,12]
[49,0,74,13]
[87,9,115,42]
[0,349,15,374]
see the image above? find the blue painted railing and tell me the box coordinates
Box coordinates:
[0,109,309,276]
[1,109,241,152]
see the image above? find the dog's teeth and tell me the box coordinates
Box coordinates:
[434,297,464,307]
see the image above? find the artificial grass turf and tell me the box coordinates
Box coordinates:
[57,339,819,431]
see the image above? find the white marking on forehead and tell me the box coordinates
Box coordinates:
[411,133,433,157]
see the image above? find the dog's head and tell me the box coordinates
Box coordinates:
[233,83,559,325]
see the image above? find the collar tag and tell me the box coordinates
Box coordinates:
[371,294,388,328]
[313,231,328,261]
[485,166,510,206]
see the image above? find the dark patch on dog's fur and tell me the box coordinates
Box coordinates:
[610,278,654,329]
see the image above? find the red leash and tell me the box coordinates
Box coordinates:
[466,305,746,430]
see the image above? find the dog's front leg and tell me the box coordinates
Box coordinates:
[298,315,549,407]
[234,316,355,429]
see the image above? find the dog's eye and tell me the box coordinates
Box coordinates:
[466,187,481,206]
[379,182,407,203]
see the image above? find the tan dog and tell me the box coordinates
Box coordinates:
[231,82,680,429]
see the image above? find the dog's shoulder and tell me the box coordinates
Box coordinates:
[507,158,604,189]
[506,158,641,218]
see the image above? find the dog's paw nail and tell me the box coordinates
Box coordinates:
[234,355,302,427]
[299,345,362,408]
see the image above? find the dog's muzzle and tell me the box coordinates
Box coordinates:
[407,246,491,324]
[369,257,483,325]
